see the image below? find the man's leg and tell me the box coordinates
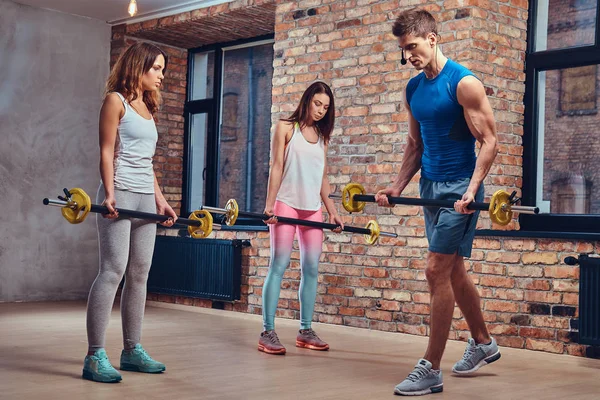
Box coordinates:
[451,254,501,374]
[394,250,452,396]
[422,251,458,370]
[450,254,490,344]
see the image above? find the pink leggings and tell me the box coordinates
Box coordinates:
[262,201,324,331]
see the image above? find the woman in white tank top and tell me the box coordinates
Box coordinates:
[82,43,177,383]
[258,82,344,355]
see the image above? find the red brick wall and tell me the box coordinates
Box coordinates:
[112,0,600,357]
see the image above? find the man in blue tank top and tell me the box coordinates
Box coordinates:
[375,8,501,396]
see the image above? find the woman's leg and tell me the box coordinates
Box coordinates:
[86,187,136,353]
[120,193,156,351]
[261,201,297,332]
[296,209,324,330]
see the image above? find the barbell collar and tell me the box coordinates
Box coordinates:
[379,232,397,238]
[509,205,539,214]
[200,206,226,215]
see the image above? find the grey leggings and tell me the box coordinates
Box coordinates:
[86,184,157,352]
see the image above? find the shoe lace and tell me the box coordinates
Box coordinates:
[461,342,477,361]
[406,366,429,382]
[301,329,319,339]
[266,331,282,345]
[137,348,154,362]
[97,356,114,370]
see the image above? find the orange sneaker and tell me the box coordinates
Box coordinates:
[296,329,329,351]
[258,330,286,355]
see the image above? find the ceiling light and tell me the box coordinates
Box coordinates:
[128,0,138,17]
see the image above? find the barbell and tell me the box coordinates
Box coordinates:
[43,188,396,244]
[329,183,540,226]
[200,199,397,245]
[43,188,215,239]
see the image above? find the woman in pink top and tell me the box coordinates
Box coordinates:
[258,82,344,355]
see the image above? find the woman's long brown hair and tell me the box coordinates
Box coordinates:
[105,42,168,119]
[282,81,335,144]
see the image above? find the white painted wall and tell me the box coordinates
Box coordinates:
[0,0,111,301]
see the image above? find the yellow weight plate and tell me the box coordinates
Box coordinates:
[224,198,239,226]
[187,209,213,239]
[489,189,513,226]
[365,220,381,245]
[61,188,91,224]
[342,183,366,213]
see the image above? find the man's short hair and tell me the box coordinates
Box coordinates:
[392,8,437,38]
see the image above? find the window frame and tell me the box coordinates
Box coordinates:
[182,34,274,230]
[521,0,600,235]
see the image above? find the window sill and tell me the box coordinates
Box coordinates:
[475,229,600,241]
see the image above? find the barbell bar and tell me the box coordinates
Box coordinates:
[201,199,398,245]
[43,188,216,239]
[328,183,539,226]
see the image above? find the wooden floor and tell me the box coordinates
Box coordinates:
[1,301,600,400]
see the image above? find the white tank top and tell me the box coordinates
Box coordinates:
[276,122,325,211]
[111,92,158,194]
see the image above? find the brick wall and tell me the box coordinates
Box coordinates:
[112,0,600,357]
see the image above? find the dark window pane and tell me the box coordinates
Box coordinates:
[538,66,600,214]
[218,42,274,213]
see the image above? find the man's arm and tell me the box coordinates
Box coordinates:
[455,75,499,212]
[375,90,423,206]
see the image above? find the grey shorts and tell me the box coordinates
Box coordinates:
[419,177,484,258]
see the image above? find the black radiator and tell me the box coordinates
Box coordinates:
[148,236,245,301]
[566,255,600,345]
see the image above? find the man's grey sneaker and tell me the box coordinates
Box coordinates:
[452,337,501,375]
[394,359,443,396]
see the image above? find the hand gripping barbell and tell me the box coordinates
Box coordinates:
[43,188,216,239]
[329,183,540,226]
[200,199,397,245]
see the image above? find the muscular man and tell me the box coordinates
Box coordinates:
[375,8,501,396]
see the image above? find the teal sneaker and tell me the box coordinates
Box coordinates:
[82,349,122,383]
[120,344,166,373]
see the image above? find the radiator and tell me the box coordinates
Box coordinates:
[147,236,245,301]
[567,255,600,345]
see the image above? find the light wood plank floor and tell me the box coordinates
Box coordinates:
[1,301,600,400]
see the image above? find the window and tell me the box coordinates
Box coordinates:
[183,36,274,226]
[523,0,600,233]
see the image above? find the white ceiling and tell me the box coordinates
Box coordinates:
[12,0,233,24]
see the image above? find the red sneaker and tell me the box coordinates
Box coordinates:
[296,329,329,351]
[258,330,286,355]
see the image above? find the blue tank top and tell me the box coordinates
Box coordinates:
[406,59,477,182]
